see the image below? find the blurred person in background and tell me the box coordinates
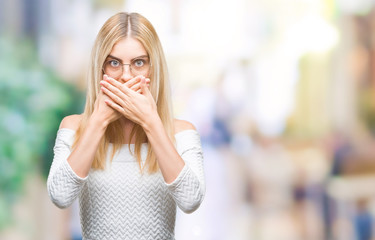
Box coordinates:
[46,12,205,239]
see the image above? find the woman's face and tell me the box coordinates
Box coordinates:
[103,37,150,83]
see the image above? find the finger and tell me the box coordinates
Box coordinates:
[145,78,151,85]
[104,75,134,96]
[140,78,151,95]
[131,82,142,91]
[124,76,143,89]
[104,99,126,114]
[103,75,125,90]
[131,77,150,91]
[135,83,150,93]
[103,75,120,87]
[101,86,126,108]
[100,80,129,100]
[126,76,150,90]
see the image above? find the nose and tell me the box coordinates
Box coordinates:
[119,64,133,83]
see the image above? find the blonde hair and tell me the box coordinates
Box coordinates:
[74,12,174,173]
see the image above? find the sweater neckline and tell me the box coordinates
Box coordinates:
[57,128,198,146]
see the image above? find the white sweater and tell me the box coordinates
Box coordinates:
[47,128,205,240]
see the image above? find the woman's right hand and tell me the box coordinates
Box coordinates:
[91,75,122,126]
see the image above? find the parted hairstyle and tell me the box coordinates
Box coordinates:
[73,12,175,173]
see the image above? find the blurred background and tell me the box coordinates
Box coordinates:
[1,0,375,239]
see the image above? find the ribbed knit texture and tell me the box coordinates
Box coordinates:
[47,128,205,240]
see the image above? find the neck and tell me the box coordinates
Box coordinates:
[119,117,134,128]
[120,117,136,144]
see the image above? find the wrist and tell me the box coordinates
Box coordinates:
[89,113,109,131]
[142,113,163,134]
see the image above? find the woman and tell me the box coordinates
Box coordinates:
[47,12,205,239]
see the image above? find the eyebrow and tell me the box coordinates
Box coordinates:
[107,54,149,62]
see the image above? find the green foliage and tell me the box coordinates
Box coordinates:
[0,37,84,230]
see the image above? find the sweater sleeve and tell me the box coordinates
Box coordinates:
[165,130,205,213]
[47,128,88,209]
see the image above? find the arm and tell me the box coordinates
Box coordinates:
[66,75,143,177]
[47,124,86,209]
[46,112,110,208]
[65,113,108,178]
[47,76,123,208]
[143,117,185,183]
[147,120,205,213]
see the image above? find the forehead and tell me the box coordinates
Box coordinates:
[109,37,147,60]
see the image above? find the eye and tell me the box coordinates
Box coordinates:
[133,59,145,68]
[109,60,120,67]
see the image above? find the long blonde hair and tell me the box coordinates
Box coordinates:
[74,12,174,173]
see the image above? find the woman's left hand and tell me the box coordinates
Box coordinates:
[99,75,158,127]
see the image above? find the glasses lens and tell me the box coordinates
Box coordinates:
[104,60,122,79]
[131,58,150,76]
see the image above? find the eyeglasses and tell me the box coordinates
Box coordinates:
[102,56,151,79]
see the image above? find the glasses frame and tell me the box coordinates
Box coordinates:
[102,56,152,79]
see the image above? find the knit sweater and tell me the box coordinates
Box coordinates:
[47,128,205,240]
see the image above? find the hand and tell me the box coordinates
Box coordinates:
[91,75,122,126]
[121,75,150,93]
[99,75,157,127]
